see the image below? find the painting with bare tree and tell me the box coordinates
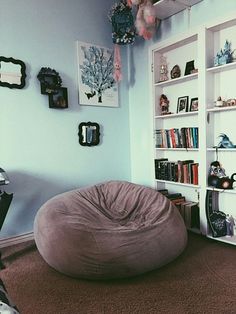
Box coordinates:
[77,41,119,107]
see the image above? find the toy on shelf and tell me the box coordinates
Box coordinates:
[159,94,171,115]
[214,39,235,66]
[214,96,236,107]
[208,160,236,189]
[159,55,168,82]
[216,134,236,149]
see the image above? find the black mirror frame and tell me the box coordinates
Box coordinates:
[78,122,100,146]
[0,56,26,89]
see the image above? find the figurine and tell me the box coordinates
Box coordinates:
[214,40,235,66]
[159,94,170,115]
[170,65,181,79]
[159,56,168,82]
[217,134,236,148]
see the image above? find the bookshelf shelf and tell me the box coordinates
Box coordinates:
[155,111,198,119]
[207,148,236,152]
[206,187,236,194]
[207,106,236,113]
[155,179,200,188]
[156,148,198,151]
[206,61,236,73]
[154,72,198,87]
[151,12,236,245]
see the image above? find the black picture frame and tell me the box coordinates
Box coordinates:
[78,122,100,146]
[190,97,198,111]
[48,87,68,109]
[184,60,195,75]
[177,96,189,113]
[37,67,62,95]
[0,56,26,89]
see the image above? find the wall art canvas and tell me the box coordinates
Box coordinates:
[77,41,119,107]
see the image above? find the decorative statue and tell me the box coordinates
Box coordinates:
[208,160,236,189]
[159,56,168,82]
[159,94,170,115]
[214,40,235,66]
[217,134,236,148]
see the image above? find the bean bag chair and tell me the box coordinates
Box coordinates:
[34,181,187,279]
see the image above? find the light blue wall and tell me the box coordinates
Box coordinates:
[129,0,236,187]
[0,0,131,237]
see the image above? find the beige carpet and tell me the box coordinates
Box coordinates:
[1,232,236,314]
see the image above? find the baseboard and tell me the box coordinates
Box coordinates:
[0,232,34,248]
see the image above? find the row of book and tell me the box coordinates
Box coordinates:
[155,158,199,185]
[155,127,199,149]
[159,189,200,229]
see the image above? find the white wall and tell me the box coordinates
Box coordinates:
[129,0,236,186]
[0,0,131,237]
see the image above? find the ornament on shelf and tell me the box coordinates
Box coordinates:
[208,160,236,190]
[159,94,170,115]
[159,55,168,82]
[217,134,236,149]
[214,39,235,66]
[170,64,181,79]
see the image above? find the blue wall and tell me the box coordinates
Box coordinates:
[129,0,236,186]
[0,0,131,237]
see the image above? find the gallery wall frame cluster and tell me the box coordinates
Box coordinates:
[37,67,68,109]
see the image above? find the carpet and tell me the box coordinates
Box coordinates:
[1,232,236,314]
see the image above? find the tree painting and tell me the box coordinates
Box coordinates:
[77,42,118,107]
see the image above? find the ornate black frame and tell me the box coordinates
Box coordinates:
[78,122,100,146]
[0,56,26,89]
[37,67,62,94]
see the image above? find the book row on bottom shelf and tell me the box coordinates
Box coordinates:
[155,158,199,185]
[155,127,199,149]
[159,189,200,230]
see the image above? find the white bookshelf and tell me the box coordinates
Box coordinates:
[150,12,236,245]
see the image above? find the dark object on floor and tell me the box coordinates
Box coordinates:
[34,181,187,280]
[0,278,20,313]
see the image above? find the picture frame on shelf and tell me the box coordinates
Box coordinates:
[48,87,68,109]
[177,96,189,113]
[190,98,198,111]
[184,60,195,75]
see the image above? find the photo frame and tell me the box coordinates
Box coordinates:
[77,41,118,107]
[48,87,68,109]
[177,96,189,113]
[184,60,195,75]
[190,98,198,111]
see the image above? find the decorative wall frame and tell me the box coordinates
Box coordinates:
[0,56,26,89]
[37,67,62,94]
[49,87,68,109]
[78,122,100,146]
[77,41,118,107]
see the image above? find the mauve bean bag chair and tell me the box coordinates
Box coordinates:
[34,181,187,279]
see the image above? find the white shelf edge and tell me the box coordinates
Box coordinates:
[155,179,200,188]
[206,187,236,194]
[207,148,236,152]
[155,111,198,119]
[207,106,236,113]
[206,61,236,73]
[155,148,198,151]
[154,72,198,87]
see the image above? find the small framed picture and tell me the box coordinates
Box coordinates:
[184,60,195,75]
[190,97,198,111]
[177,96,189,113]
[49,87,68,109]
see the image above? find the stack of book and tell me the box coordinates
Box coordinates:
[154,158,199,185]
[158,189,200,229]
[155,127,198,149]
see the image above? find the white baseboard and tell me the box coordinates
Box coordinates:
[0,232,34,248]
